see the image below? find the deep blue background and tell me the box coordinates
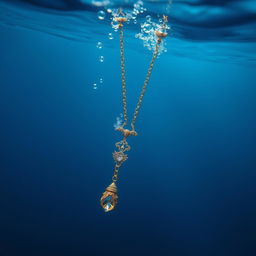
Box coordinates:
[0,1,256,255]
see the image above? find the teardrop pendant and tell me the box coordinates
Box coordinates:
[100,182,118,212]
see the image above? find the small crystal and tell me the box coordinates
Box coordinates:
[103,196,113,212]
[117,155,123,162]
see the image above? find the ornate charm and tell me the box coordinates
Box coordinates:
[100,182,118,212]
[115,139,131,152]
[113,151,128,165]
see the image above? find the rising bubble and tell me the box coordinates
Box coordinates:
[99,56,104,62]
[96,42,103,49]
[108,33,114,40]
[97,10,106,20]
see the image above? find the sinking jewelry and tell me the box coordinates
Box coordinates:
[100,10,168,212]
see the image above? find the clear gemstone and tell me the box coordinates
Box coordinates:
[104,202,112,212]
[117,156,123,162]
[103,196,113,212]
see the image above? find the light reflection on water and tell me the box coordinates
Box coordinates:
[0,0,255,65]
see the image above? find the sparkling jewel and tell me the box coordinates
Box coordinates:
[117,155,123,162]
[113,151,128,164]
[102,196,113,212]
[100,183,118,212]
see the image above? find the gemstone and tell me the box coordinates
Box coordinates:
[117,155,123,162]
[102,196,113,212]
[113,151,127,164]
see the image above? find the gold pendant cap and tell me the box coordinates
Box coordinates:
[106,182,117,193]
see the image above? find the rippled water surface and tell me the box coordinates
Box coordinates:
[1,0,256,64]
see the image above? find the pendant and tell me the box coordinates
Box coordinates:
[100,128,137,212]
[100,182,118,212]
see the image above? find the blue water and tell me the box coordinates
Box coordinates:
[0,1,256,256]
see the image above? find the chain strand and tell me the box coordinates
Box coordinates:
[112,164,120,182]
[119,26,128,127]
[131,40,161,130]
[118,24,161,131]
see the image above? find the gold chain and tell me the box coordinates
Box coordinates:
[119,26,128,127]
[100,13,168,212]
[112,164,120,182]
[118,16,167,131]
[131,40,161,130]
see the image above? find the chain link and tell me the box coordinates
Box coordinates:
[112,164,120,182]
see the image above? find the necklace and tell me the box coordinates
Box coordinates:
[100,9,168,212]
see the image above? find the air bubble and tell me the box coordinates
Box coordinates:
[136,17,169,55]
[146,15,151,22]
[93,83,97,90]
[97,10,105,20]
[99,56,104,62]
[111,19,119,31]
[114,114,123,129]
[96,42,103,49]
[99,78,103,83]
[108,33,114,40]
[126,13,132,20]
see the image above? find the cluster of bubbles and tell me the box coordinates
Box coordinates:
[92,41,105,89]
[136,15,170,54]
[96,41,104,64]
[113,114,123,129]
[97,10,106,20]
[110,0,146,31]
[93,8,117,89]
[99,55,104,62]
[94,1,170,89]
[108,33,114,40]
[92,77,104,90]
[96,41,102,49]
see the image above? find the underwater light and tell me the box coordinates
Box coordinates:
[100,8,169,212]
